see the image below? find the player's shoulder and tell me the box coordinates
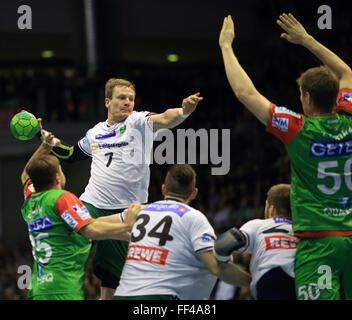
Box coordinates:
[145,200,204,220]
[240,218,266,232]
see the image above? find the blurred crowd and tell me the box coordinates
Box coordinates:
[0,9,351,298]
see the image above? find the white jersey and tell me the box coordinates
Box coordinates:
[78,111,154,209]
[238,217,298,299]
[115,200,217,300]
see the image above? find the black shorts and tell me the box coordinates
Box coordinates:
[256,267,296,300]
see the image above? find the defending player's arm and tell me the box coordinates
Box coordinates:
[219,15,272,125]
[21,130,61,185]
[149,93,203,131]
[277,13,352,89]
[198,250,251,288]
[213,227,247,262]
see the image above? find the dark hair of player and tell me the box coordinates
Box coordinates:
[266,184,291,218]
[296,65,339,114]
[164,164,196,200]
[26,155,61,192]
[105,78,136,99]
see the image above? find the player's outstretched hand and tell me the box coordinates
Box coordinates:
[41,129,61,147]
[124,203,145,228]
[277,13,310,45]
[219,15,235,49]
[182,92,203,115]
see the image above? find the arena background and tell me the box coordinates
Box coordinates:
[0,0,350,299]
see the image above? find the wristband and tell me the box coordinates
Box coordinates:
[179,108,190,119]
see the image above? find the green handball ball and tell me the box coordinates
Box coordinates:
[10,111,39,141]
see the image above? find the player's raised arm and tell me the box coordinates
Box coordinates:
[21,130,61,185]
[219,15,271,125]
[277,13,352,89]
[149,92,203,131]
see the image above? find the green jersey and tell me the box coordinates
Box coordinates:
[267,88,352,236]
[22,180,94,298]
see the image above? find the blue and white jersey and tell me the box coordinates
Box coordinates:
[78,111,154,209]
[239,217,298,299]
[116,200,217,300]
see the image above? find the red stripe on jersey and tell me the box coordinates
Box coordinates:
[267,104,304,145]
[126,245,168,265]
[55,192,94,232]
[294,230,352,237]
[334,89,352,114]
[264,235,298,250]
[23,179,34,200]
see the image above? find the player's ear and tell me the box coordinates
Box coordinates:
[105,98,110,108]
[161,184,167,196]
[190,187,198,200]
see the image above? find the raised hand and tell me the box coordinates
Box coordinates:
[219,15,235,49]
[41,129,61,147]
[277,13,311,45]
[182,92,203,115]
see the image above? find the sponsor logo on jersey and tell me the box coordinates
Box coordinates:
[95,131,117,140]
[338,196,352,208]
[309,138,352,157]
[27,205,43,220]
[146,202,190,217]
[201,233,215,243]
[272,115,289,132]
[126,245,168,265]
[27,216,52,233]
[61,211,78,229]
[120,124,127,134]
[91,141,129,152]
[274,106,301,119]
[72,204,91,220]
[37,272,54,285]
[323,207,352,217]
[264,235,298,251]
[342,93,352,103]
[273,217,292,224]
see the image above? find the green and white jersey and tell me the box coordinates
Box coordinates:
[22,180,94,297]
[267,89,352,237]
[78,111,154,209]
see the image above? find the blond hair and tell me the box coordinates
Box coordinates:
[105,78,136,99]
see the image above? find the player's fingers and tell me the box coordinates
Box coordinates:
[279,14,293,28]
[276,19,290,32]
[288,13,299,25]
[280,33,289,40]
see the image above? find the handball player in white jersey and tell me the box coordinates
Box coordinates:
[215,184,297,300]
[114,164,251,300]
[39,78,203,299]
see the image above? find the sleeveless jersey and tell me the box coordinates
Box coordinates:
[115,200,217,300]
[238,217,298,299]
[78,111,154,209]
[22,180,94,297]
[267,89,352,236]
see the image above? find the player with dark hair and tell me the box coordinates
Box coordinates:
[215,184,297,300]
[21,130,140,300]
[219,13,352,299]
[38,78,203,299]
[114,164,251,300]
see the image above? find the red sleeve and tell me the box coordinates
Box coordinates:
[23,179,34,200]
[333,89,352,114]
[266,104,304,145]
[55,192,94,232]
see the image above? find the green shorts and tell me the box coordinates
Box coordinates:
[32,294,84,300]
[82,201,129,288]
[294,236,352,300]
